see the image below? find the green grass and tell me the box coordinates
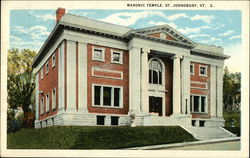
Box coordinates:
[7,126,196,149]
[223,110,241,136]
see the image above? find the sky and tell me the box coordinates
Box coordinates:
[10,9,242,73]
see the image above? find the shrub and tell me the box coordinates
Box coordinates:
[7,109,23,133]
[8,126,196,149]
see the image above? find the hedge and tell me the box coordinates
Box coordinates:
[7,126,196,149]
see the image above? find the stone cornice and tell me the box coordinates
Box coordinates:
[191,49,230,60]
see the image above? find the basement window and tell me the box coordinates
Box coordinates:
[96,116,105,125]
[111,116,119,126]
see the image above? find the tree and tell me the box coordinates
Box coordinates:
[223,66,241,111]
[7,48,37,128]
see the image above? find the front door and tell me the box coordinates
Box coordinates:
[149,96,162,116]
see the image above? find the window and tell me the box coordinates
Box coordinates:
[52,88,56,110]
[111,50,123,64]
[52,54,56,68]
[149,59,163,84]
[46,62,49,74]
[92,47,105,62]
[40,68,44,80]
[93,85,122,108]
[96,116,105,125]
[40,97,44,114]
[46,93,50,112]
[199,66,207,76]
[190,64,194,75]
[111,116,119,125]
[190,95,207,113]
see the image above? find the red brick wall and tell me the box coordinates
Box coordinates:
[87,44,129,114]
[190,62,210,118]
[39,48,59,120]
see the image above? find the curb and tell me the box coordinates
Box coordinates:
[124,137,241,150]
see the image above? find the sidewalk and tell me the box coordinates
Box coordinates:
[125,137,240,150]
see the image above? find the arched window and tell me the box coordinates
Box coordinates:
[149,59,162,84]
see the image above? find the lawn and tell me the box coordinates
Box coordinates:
[223,110,241,136]
[7,126,196,149]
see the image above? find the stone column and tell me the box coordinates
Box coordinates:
[78,42,88,113]
[210,65,217,118]
[181,56,190,114]
[35,73,39,120]
[129,47,141,114]
[217,66,224,118]
[58,42,64,112]
[173,55,182,115]
[141,48,150,115]
[66,40,77,112]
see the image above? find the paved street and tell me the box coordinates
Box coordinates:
[160,140,240,150]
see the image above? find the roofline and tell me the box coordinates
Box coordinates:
[191,49,230,60]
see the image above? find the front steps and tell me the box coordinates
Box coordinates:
[183,126,237,140]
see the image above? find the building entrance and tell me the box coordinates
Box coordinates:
[149,96,162,116]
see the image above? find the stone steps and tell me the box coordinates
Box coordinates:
[183,126,237,140]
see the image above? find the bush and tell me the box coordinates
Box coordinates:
[224,127,241,136]
[8,126,196,149]
[7,109,23,133]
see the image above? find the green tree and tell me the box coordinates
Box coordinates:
[7,48,37,128]
[223,66,241,111]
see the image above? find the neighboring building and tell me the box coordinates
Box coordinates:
[32,8,235,139]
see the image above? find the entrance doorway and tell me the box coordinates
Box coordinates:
[149,96,162,116]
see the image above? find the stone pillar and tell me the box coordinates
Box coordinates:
[66,40,77,112]
[35,73,39,120]
[181,56,190,114]
[78,42,88,112]
[58,42,64,112]
[217,66,224,118]
[210,65,217,118]
[173,55,182,115]
[141,48,150,115]
[129,47,141,114]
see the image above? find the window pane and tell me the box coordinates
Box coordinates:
[194,96,199,112]
[94,86,101,105]
[149,70,152,83]
[94,49,102,60]
[103,87,112,106]
[159,70,162,84]
[114,88,120,107]
[201,96,206,112]
[113,52,120,62]
[52,89,56,109]
[190,65,193,73]
[149,96,154,112]
[97,116,105,125]
[190,95,193,112]
[200,67,206,75]
[111,116,119,125]
[153,70,158,84]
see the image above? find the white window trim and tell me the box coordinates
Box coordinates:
[148,58,165,86]
[40,68,44,80]
[92,47,105,62]
[111,49,123,64]
[190,64,194,75]
[52,88,56,110]
[199,65,207,77]
[40,97,44,114]
[190,95,208,114]
[52,53,56,68]
[92,84,123,108]
[46,61,49,74]
[46,93,50,112]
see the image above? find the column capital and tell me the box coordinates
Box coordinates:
[173,55,183,59]
[141,48,150,54]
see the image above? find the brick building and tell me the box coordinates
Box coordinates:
[32,8,235,139]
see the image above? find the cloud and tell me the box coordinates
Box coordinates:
[218,30,235,36]
[15,25,50,40]
[10,35,22,41]
[166,13,188,21]
[229,35,241,40]
[100,11,166,26]
[188,34,211,39]
[35,14,55,21]
[224,43,242,73]
[191,14,214,23]
[149,21,167,26]
[176,25,211,35]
